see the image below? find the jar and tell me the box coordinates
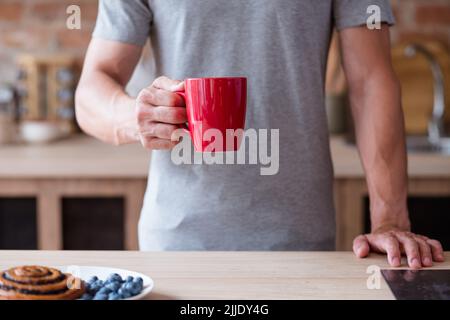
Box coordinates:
[0,84,17,145]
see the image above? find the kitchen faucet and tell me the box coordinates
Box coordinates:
[404,44,450,152]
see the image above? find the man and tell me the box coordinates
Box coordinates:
[76,0,444,268]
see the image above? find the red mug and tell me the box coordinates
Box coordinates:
[177,77,247,152]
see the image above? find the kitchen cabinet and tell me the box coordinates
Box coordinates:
[0,135,449,251]
[0,179,145,250]
[0,137,148,250]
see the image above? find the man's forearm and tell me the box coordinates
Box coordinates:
[350,72,410,231]
[75,71,138,145]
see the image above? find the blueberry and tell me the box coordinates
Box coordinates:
[130,283,142,296]
[135,281,144,290]
[108,292,121,300]
[122,282,134,295]
[125,276,134,283]
[88,276,98,284]
[133,278,143,291]
[107,273,123,283]
[80,293,93,300]
[122,282,134,290]
[98,287,112,295]
[93,293,108,300]
[89,280,105,293]
[94,279,104,287]
[133,280,143,290]
[105,281,121,292]
[118,288,131,299]
[116,293,124,299]
[88,285,100,294]
[120,282,141,296]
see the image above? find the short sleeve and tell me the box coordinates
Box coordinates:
[92,0,152,47]
[333,0,395,31]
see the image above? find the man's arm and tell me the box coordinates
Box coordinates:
[339,25,444,268]
[76,38,186,148]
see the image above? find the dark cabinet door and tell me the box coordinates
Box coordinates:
[62,197,124,250]
[0,198,37,249]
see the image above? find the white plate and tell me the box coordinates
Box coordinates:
[57,266,154,300]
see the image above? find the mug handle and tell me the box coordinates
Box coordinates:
[175,90,191,137]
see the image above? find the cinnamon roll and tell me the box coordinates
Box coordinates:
[0,266,85,300]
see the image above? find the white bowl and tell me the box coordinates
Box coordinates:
[20,121,67,144]
[57,265,154,300]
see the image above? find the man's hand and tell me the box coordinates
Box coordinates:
[135,76,187,150]
[353,227,445,269]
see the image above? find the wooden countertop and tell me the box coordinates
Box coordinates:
[0,251,449,300]
[330,136,450,178]
[0,135,449,178]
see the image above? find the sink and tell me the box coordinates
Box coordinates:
[407,136,450,155]
[344,134,450,155]
[407,136,436,152]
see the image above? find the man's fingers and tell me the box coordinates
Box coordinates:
[136,76,187,151]
[364,233,401,267]
[356,230,444,269]
[140,123,180,140]
[381,236,401,267]
[150,106,187,124]
[396,233,421,269]
[414,237,433,267]
[353,235,370,258]
[138,87,185,107]
[137,105,187,125]
[152,76,184,92]
[427,239,445,262]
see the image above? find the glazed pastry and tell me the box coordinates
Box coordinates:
[0,266,85,300]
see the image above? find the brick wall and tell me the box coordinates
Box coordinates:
[0,0,98,82]
[0,0,449,83]
[391,0,450,48]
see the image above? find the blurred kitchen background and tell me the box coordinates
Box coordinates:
[0,0,449,251]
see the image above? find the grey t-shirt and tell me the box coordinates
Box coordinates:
[93,0,395,251]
